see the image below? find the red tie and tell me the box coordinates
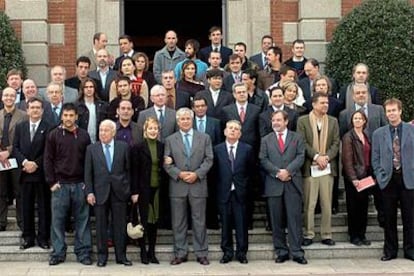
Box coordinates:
[278,132,285,152]
[239,106,246,123]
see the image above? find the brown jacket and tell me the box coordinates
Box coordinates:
[341,129,371,182]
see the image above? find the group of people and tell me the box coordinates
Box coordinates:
[0,26,413,269]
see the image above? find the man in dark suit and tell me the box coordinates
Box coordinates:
[113,34,137,71]
[13,98,51,249]
[85,119,132,267]
[260,110,307,264]
[199,26,233,68]
[192,94,222,230]
[214,120,254,264]
[249,35,273,70]
[164,107,213,266]
[137,85,177,142]
[88,48,118,102]
[372,98,414,262]
[196,69,234,120]
[161,70,191,109]
[259,85,298,137]
[297,93,340,247]
[42,82,64,128]
[222,54,243,92]
[0,87,28,231]
[221,83,261,230]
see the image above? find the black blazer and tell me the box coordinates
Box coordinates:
[214,141,254,203]
[131,140,166,226]
[42,103,62,128]
[13,119,52,182]
[88,69,118,102]
[84,140,131,204]
[259,106,299,137]
[196,89,234,120]
[108,95,145,122]
[199,45,233,68]
[221,103,261,150]
[76,100,109,141]
[193,116,223,146]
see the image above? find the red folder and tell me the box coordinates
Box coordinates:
[356,176,376,192]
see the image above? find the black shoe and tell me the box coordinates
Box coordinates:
[404,254,414,261]
[20,240,35,250]
[0,225,6,232]
[321,239,336,246]
[80,257,92,265]
[361,238,371,246]
[116,259,132,266]
[237,255,248,264]
[38,241,50,249]
[302,238,313,246]
[197,256,210,265]
[140,250,149,265]
[170,256,187,265]
[293,256,308,265]
[275,255,289,263]
[49,257,64,266]
[219,254,233,264]
[350,238,362,246]
[97,260,106,267]
[381,255,396,261]
[148,251,160,264]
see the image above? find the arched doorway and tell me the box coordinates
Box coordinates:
[124,0,223,69]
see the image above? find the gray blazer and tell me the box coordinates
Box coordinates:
[137,106,177,142]
[38,85,78,104]
[164,130,213,197]
[372,122,414,190]
[339,103,387,139]
[260,130,305,197]
[152,46,186,84]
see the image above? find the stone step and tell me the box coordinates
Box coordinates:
[0,225,402,246]
[0,241,403,262]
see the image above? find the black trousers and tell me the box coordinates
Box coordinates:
[382,171,414,258]
[344,179,369,241]
[0,169,21,229]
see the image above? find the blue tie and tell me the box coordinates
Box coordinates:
[158,109,165,126]
[184,133,191,158]
[104,144,112,172]
[198,119,205,133]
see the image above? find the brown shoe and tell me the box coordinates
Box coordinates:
[197,256,210,265]
[170,256,188,265]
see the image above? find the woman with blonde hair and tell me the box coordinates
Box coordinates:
[281,81,307,116]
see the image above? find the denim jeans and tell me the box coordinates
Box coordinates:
[50,182,91,261]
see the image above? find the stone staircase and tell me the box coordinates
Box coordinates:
[0,195,403,262]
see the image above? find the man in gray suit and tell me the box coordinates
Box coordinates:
[85,119,132,267]
[260,110,307,264]
[137,85,177,142]
[372,98,414,262]
[164,107,213,266]
[38,66,78,104]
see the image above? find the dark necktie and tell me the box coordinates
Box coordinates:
[104,144,112,172]
[229,145,235,172]
[53,106,60,124]
[184,133,191,158]
[278,132,285,152]
[158,109,164,126]
[393,128,401,170]
[1,113,12,148]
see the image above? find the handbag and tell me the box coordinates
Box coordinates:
[127,202,144,239]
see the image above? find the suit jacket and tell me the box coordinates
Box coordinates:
[259,106,298,137]
[38,85,79,104]
[296,114,340,177]
[222,73,238,92]
[338,83,381,109]
[84,140,131,204]
[259,130,305,196]
[84,49,98,71]
[298,77,339,103]
[42,102,63,128]
[193,116,223,146]
[88,69,118,102]
[195,89,234,120]
[303,96,343,118]
[173,89,191,110]
[221,103,261,150]
[214,141,254,203]
[164,130,213,197]
[199,45,233,68]
[13,119,51,182]
[338,103,387,139]
[0,108,27,153]
[249,52,266,70]
[372,122,414,190]
[137,106,177,142]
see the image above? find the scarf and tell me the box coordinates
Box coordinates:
[309,111,328,155]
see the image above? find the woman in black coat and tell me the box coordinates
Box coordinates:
[131,116,167,264]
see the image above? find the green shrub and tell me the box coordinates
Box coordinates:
[0,11,27,90]
[326,0,414,120]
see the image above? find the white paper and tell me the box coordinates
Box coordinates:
[311,163,331,178]
[0,158,18,171]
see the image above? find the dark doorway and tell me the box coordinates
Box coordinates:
[124,0,222,67]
